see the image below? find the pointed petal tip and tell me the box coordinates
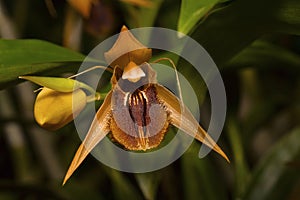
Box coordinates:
[62,165,73,186]
[121,25,129,32]
[213,145,230,163]
[220,151,230,163]
[62,157,80,186]
[19,76,29,80]
[225,156,230,163]
[62,174,69,186]
[62,180,66,186]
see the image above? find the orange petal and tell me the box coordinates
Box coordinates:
[156,84,229,162]
[104,26,152,68]
[63,91,113,185]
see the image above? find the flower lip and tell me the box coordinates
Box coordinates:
[122,61,146,82]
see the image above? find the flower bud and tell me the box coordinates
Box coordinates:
[34,87,87,131]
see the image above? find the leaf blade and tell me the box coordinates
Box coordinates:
[0,39,85,65]
[178,0,221,35]
[0,39,104,89]
[244,128,300,199]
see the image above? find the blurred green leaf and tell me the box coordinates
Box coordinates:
[0,181,67,200]
[177,0,221,35]
[0,39,102,89]
[268,0,300,35]
[0,63,75,90]
[244,128,300,200]
[189,0,300,67]
[176,0,300,105]
[227,116,250,198]
[122,0,163,28]
[225,40,300,70]
[63,180,105,200]
[137,0,163,27]
[181,143,227,200]
[0,39,86,65]
[108,170,143,200]
[135,172,161,200]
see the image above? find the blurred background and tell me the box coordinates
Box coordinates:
[0,0,300,199]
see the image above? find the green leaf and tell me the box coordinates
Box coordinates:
[244,128,300,200]
[225,40,300,70]
[122,0,163,28]
[108,169,143,200]
[137,0,164,28]
[0,39,101,90]
[0,62,78,90]
[135,172,161,200]
[0,39,85,65]
[181,143,227,200]
[227,116,250,198]
[176,0,300,105]
[267,0,300,35]
[188,0,300,67]
[177,0,221,35]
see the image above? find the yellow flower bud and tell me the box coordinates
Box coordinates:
[34,87,87,131]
